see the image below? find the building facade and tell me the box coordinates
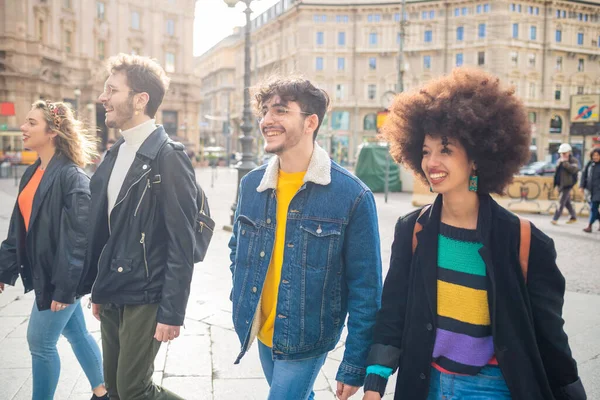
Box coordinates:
[0,0,200,153]
[196,0,600,165]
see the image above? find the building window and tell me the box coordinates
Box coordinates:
[456,53,463,66]
[397,32,401,44]
[368,14,381,22]
[484,4,490,12]
[477,5,482,14]
[478,51,485,65]
[577,86,584,94]
[422,11,428,19]
[38,19,45,42]
[528,112,537,124]
[394,13,401,22]
[457,26,464,41]
[529,82,536,98]
[423,55,431,69]
[316,57,323,71]
[336,15,349,23]
[555,85,561,100]
[314,14,327,22]
[510,51,518,67]
[369,32,378,46]
[462,7,467,15]
[335,85,345,101]
[64,0,72,9]
[65,30,72,53]
[165,52,175,72]
[131,47,140,55]
[429,10,435,19]
[530,26,536,40]
[550,115,562,133]
[368,84,376,100]
[364,114,377,131]
[338,32,345,46]
[555,29,561,42]
[517,4,521,12]
[316,32,324,45]
[556,56,562,71]
[577,32,584,45]
[424,30,432,43]
[98,40,105,60]
[369,57,377,70]
[578,58,584,72]
[527,6,533,14]
[454,8,459,17]
[556,9,560,18]
[337,57,345,71]
[512,23,519,38]
[131,11,140,30]
[529,53,536,67]
[478,23,486,38]
[167,19,175,36]
[97,2,105,20]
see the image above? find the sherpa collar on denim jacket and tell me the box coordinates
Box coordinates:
[256,143,331,192]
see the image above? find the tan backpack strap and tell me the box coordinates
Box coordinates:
[518,217,531,283]
[412,205,431,254]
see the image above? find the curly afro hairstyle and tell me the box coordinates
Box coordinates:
[380,67,531,195]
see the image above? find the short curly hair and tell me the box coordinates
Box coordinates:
[381,67,531,195]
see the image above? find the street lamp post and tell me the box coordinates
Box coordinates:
[224,0,257,226]
[73,87,81,117]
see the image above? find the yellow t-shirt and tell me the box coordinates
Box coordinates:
[258,169,306,347]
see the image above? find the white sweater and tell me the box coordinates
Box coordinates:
[107,119,156,216]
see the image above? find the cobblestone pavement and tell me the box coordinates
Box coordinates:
[0,166,598,399]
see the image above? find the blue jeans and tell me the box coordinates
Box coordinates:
[258,341,327,400]
[427,365,512,400]
[27,298,104,399]
[589,201,600,225]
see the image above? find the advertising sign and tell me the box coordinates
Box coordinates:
[570,95,600,123]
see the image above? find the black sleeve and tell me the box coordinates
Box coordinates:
[156,148,198,326]
[528,226,587,400]
[51,167,91,303]
[0,203,21,286]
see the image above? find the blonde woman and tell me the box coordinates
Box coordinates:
[0,101,108,400]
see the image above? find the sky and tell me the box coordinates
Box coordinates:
[194,0,280,56]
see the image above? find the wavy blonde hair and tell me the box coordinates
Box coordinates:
[32,100,99,167]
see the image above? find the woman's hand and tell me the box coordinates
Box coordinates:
[50,300,69,312]
[362,391,382,400]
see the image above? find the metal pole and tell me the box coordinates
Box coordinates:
[397,0,406,94]
[230,0,257,225]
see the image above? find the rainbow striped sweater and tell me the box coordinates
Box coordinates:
[365,223,494,389]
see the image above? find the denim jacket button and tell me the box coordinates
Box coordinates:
[241,229,246,235]
[252,287,257,293]
[260,251,265,258]
[282,279,289,284]
[420,373,426,380]
[426,323,433,331]
[277,314,286,319]
[266,218,271,224]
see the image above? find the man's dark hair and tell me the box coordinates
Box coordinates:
[107,53,171,118]
[381,67,531,195]
[253,76,330,140]
[590,148,600,159]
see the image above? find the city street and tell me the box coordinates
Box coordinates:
[0,166,599,400]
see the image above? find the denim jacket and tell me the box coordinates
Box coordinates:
[228,144,382,387]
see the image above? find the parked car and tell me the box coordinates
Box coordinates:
[518,161,556,176]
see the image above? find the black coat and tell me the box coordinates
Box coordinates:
[80,126,198,326]
[0,154,91,311]
[580,161,600,202]
[367,194,586,400]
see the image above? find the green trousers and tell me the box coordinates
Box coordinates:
[100,303,184,400]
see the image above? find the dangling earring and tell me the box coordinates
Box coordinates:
[429,186,433,193]
[134,110,140,116]
[469,171,478,192]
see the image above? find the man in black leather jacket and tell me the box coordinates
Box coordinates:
[80,53,197,400]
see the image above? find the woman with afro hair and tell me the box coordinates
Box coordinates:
[362,68,586,400]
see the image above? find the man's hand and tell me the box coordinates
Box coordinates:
[92,303,101,321]
[50,300,69,312]
[0,282,4,294]
[336,382,359,400]
[362,391,382,400]
[154,323,181,342]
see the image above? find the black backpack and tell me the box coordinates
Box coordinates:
[151,138,214,263]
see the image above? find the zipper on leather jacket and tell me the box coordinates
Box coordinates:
[140,232,149,279]
[90,243,108,298]
[134,178,151,217]
[112,169,152,216]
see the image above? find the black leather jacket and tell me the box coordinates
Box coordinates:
[0,154,91,311]
[80,126,197,326]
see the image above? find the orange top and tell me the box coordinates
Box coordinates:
[18,167,45,231]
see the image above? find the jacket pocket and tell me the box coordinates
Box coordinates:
[235,215,260,269]
[300,219,342,270]
[110,259,133,274]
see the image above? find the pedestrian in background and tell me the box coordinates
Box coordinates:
[363,67,586,400]
[229,77,382,400]
[580,148,600,233]
[551,143,580,225]
[81,53,198,400]
[0,100,107,400]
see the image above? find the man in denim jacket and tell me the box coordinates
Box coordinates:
[228,77,382,400]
